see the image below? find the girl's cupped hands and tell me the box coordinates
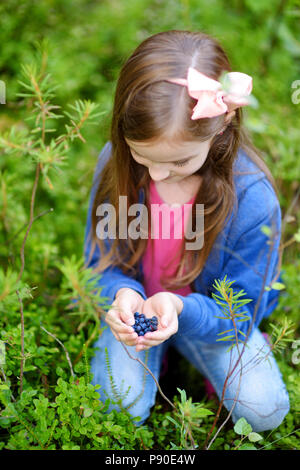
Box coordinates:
[104,288,183,352]
[135,292,182,352]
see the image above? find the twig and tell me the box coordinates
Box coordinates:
[118,335,175,410]
[16,162,41,284]
[40,325,74,377]
[258,428,300,450]
[204,317,244,449]
[204,215,277,448]
[16,290,25,395]
[281,187,300,236]
[228,321,294,384]
[206,364,244,450]
[6,208,54,245]
[116,334,198,448]
[206,192,298,447]
[71,292,195,443]
[77,295,184,427]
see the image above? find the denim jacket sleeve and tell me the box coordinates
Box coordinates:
[83,142,147,305]
[175,178,282,344]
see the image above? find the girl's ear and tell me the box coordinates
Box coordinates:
[218,110,235,134]
[224,110,236,125]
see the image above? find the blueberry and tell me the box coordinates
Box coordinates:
[132,312,160,336]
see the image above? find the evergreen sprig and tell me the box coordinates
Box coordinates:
[0,46,105,190]
[211,275,253,350]
[268,317,295,354]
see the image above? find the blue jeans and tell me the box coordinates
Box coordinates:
[90,321,290,432]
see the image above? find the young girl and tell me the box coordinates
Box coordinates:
[84,30,290,432]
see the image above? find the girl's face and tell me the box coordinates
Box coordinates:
[125,137,215,183]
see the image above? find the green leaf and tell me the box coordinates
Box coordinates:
[0,384,9,391]
[165,416,180,429]
[239,443,257,450]
[83,406,93,418]
[216,335,235,341]
[271,282,286,291]
[234,417,252,436]
[194,408,214,418]
[260,225,272,237]
[217,329,234,335]
[248,432,263,442]
[56,366,65,377]
[237,330,247,337]
[177,388,187,404]
[294,229,300,242]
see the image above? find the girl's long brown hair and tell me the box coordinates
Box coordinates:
[85,30,278,293]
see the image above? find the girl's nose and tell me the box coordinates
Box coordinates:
[149,167,170,181]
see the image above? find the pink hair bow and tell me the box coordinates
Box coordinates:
[167,67,253,119]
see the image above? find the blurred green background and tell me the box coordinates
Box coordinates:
[1,0,299,265]
[0,0,299,450]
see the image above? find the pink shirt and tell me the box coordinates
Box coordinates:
[142,180,196,297]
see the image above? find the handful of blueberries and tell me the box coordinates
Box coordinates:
[132,312,158,336]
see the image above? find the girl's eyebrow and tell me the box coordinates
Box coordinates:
[131,149,197,163]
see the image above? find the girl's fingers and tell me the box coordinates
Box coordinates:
[136,336,166,350]
[135,326,175,351]
[105,312,134,334]
[134,327,171,351]
[136,342,156,352]
[116,304,135,326]
[138,328,174,345]
[108,322,134,336]
[111,328,138,346]
[135,323,178,349]
[113,292,141,326]
[105,308,139,345]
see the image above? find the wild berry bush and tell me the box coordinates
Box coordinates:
[0,0,299,450]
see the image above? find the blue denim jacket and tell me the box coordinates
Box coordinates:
[83,141,282,343]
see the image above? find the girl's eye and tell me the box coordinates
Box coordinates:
[131,149,189,167]
[174,159,189,167]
